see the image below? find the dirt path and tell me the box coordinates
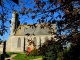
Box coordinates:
[10,54,17,59]
[5,54,17,60]
[32,58,42,60]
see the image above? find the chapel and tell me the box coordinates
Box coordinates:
[6,11,57,52]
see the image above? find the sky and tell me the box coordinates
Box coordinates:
[0,0,80,41]
[0,0,66,41]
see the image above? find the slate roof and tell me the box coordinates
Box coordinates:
[15,23,56,36]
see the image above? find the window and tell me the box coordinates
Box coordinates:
[17,37,21,48]
[33,37,36,45]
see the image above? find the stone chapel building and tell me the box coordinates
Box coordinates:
[6,11,57,52]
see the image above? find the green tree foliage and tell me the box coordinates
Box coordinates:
[63,47,71,60]
[40,32,80,60]
[65,32,80,60]
[40,40,63,60]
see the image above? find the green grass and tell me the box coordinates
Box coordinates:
[6,52,20,57]
[12,53,42,60]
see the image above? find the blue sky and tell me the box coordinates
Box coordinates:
[0,0,79,40]
[0,0,64,40]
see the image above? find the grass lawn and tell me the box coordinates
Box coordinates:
[12,53,42,60]
[6,52,20,57]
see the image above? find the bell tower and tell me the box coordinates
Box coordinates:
[10,10,20,36]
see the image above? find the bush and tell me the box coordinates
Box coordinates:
[63,43,80,60]
[57,51,63,60]
[40,40,63,60]
[28,49,40,56]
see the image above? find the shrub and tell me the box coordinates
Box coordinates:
[40,40,63,60]
[28,49,40,56]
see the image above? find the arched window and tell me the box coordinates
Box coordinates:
[33,37,36,45]
[17,37,21,48]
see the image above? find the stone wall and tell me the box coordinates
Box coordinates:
[0,43,3,54]
[6,35,56,52]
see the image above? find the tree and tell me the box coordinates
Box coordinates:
[67,32,80,60]
[0,0,79,36]
[41,39,63,60]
